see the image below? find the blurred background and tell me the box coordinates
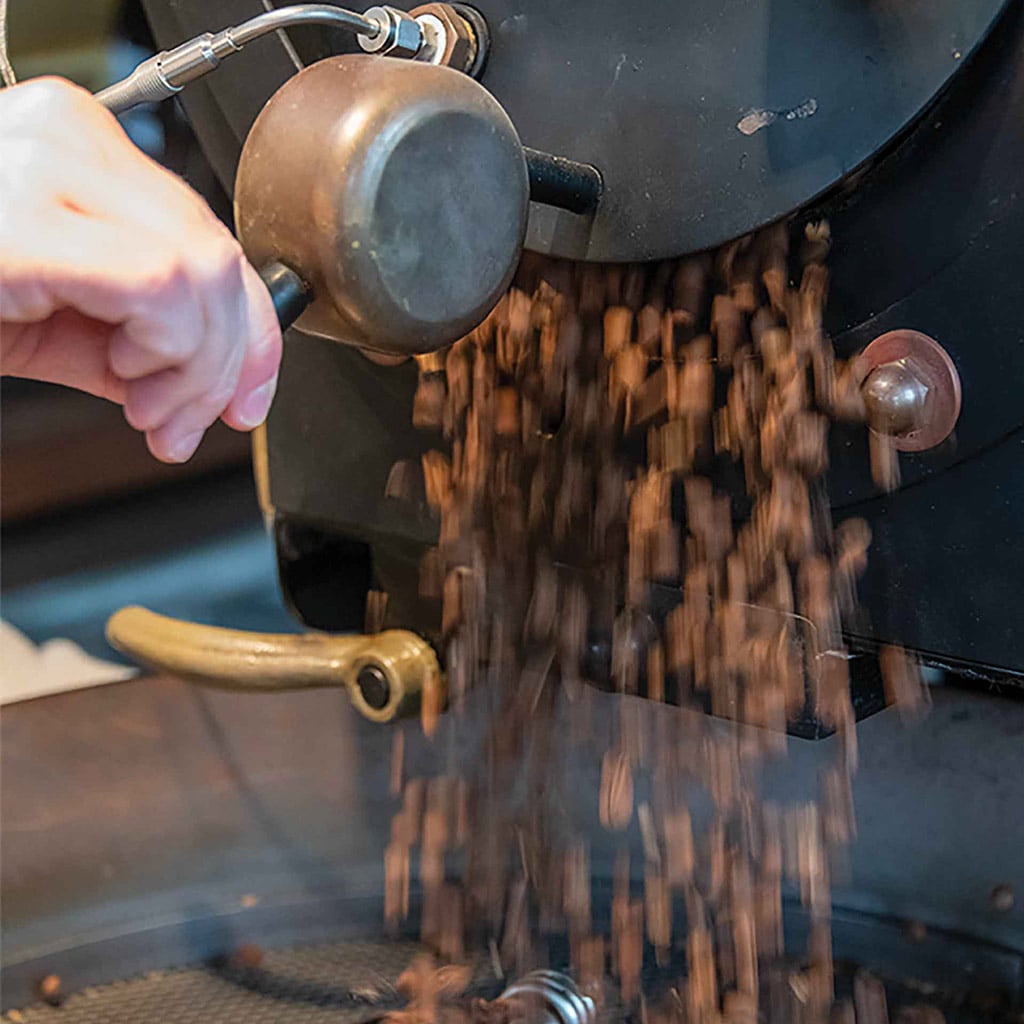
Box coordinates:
[1,0,297,695]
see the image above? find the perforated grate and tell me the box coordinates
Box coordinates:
[5,937,1013,1023]
[7,940,420,1023]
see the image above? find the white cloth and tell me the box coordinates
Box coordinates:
[0,619,138,704]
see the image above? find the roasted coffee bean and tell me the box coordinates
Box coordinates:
[599,750,634,830]
[379,217,908,1021]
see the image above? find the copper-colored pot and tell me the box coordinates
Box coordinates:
[234,55,529,357]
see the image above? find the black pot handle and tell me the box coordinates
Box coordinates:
[257,261,313,331]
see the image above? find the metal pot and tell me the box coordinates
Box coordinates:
[234,55,529,357]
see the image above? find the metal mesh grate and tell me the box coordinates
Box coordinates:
[6,937,1014,1023]
[7,940,421,1024]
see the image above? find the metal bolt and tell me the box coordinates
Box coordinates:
[357,664,392,710]
[856,330,961,452]
[862,357,931,438]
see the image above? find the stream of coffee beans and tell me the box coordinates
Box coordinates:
[381,222,929,1024]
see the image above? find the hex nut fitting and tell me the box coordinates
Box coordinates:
[360,6,423,59]
[411,3,477,73]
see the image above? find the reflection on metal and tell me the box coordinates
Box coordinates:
[250,425,274,523]
[497,971,597,1024]
[234,55,528,357]
[858,330,962,452]
[410,3,488,76]
[862,360,931,439]
[106,606,444,724]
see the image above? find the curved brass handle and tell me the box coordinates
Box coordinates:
[106,606,444,726]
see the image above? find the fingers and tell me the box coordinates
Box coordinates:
[220,261,283,431]
[0,77,285,463]
[1,310,127,405]
[140,376,238,463]
[121,251,252,461]
[121,254,281,462]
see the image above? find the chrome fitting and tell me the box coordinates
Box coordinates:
[359,5,424,58]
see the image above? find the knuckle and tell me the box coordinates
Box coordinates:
[139,259,191,311]
[216,245,247,293]
[192,235,245,295]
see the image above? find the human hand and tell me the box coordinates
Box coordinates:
[0,77,282,463]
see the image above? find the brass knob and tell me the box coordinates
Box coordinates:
[106,607,444,726]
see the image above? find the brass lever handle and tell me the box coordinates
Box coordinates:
[106,606,444,727]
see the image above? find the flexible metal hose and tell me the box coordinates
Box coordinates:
[95,4,385,114]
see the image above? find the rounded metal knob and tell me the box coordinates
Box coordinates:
[856,330,962,452]
[862,359,931,438]
[235,55,529,357]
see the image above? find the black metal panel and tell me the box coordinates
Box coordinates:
[273,519,374,632]
[265,334,436,549]
[142,0,1011,262]
[144,0,1024,675]
[822,0,1024,503]
[826,206,1024,507]
[844,427,1024,679]
[476,0,1010,260]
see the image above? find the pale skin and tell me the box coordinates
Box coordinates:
[0,77,283,463]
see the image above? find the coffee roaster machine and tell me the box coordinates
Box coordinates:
[3,0,1024,1018]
